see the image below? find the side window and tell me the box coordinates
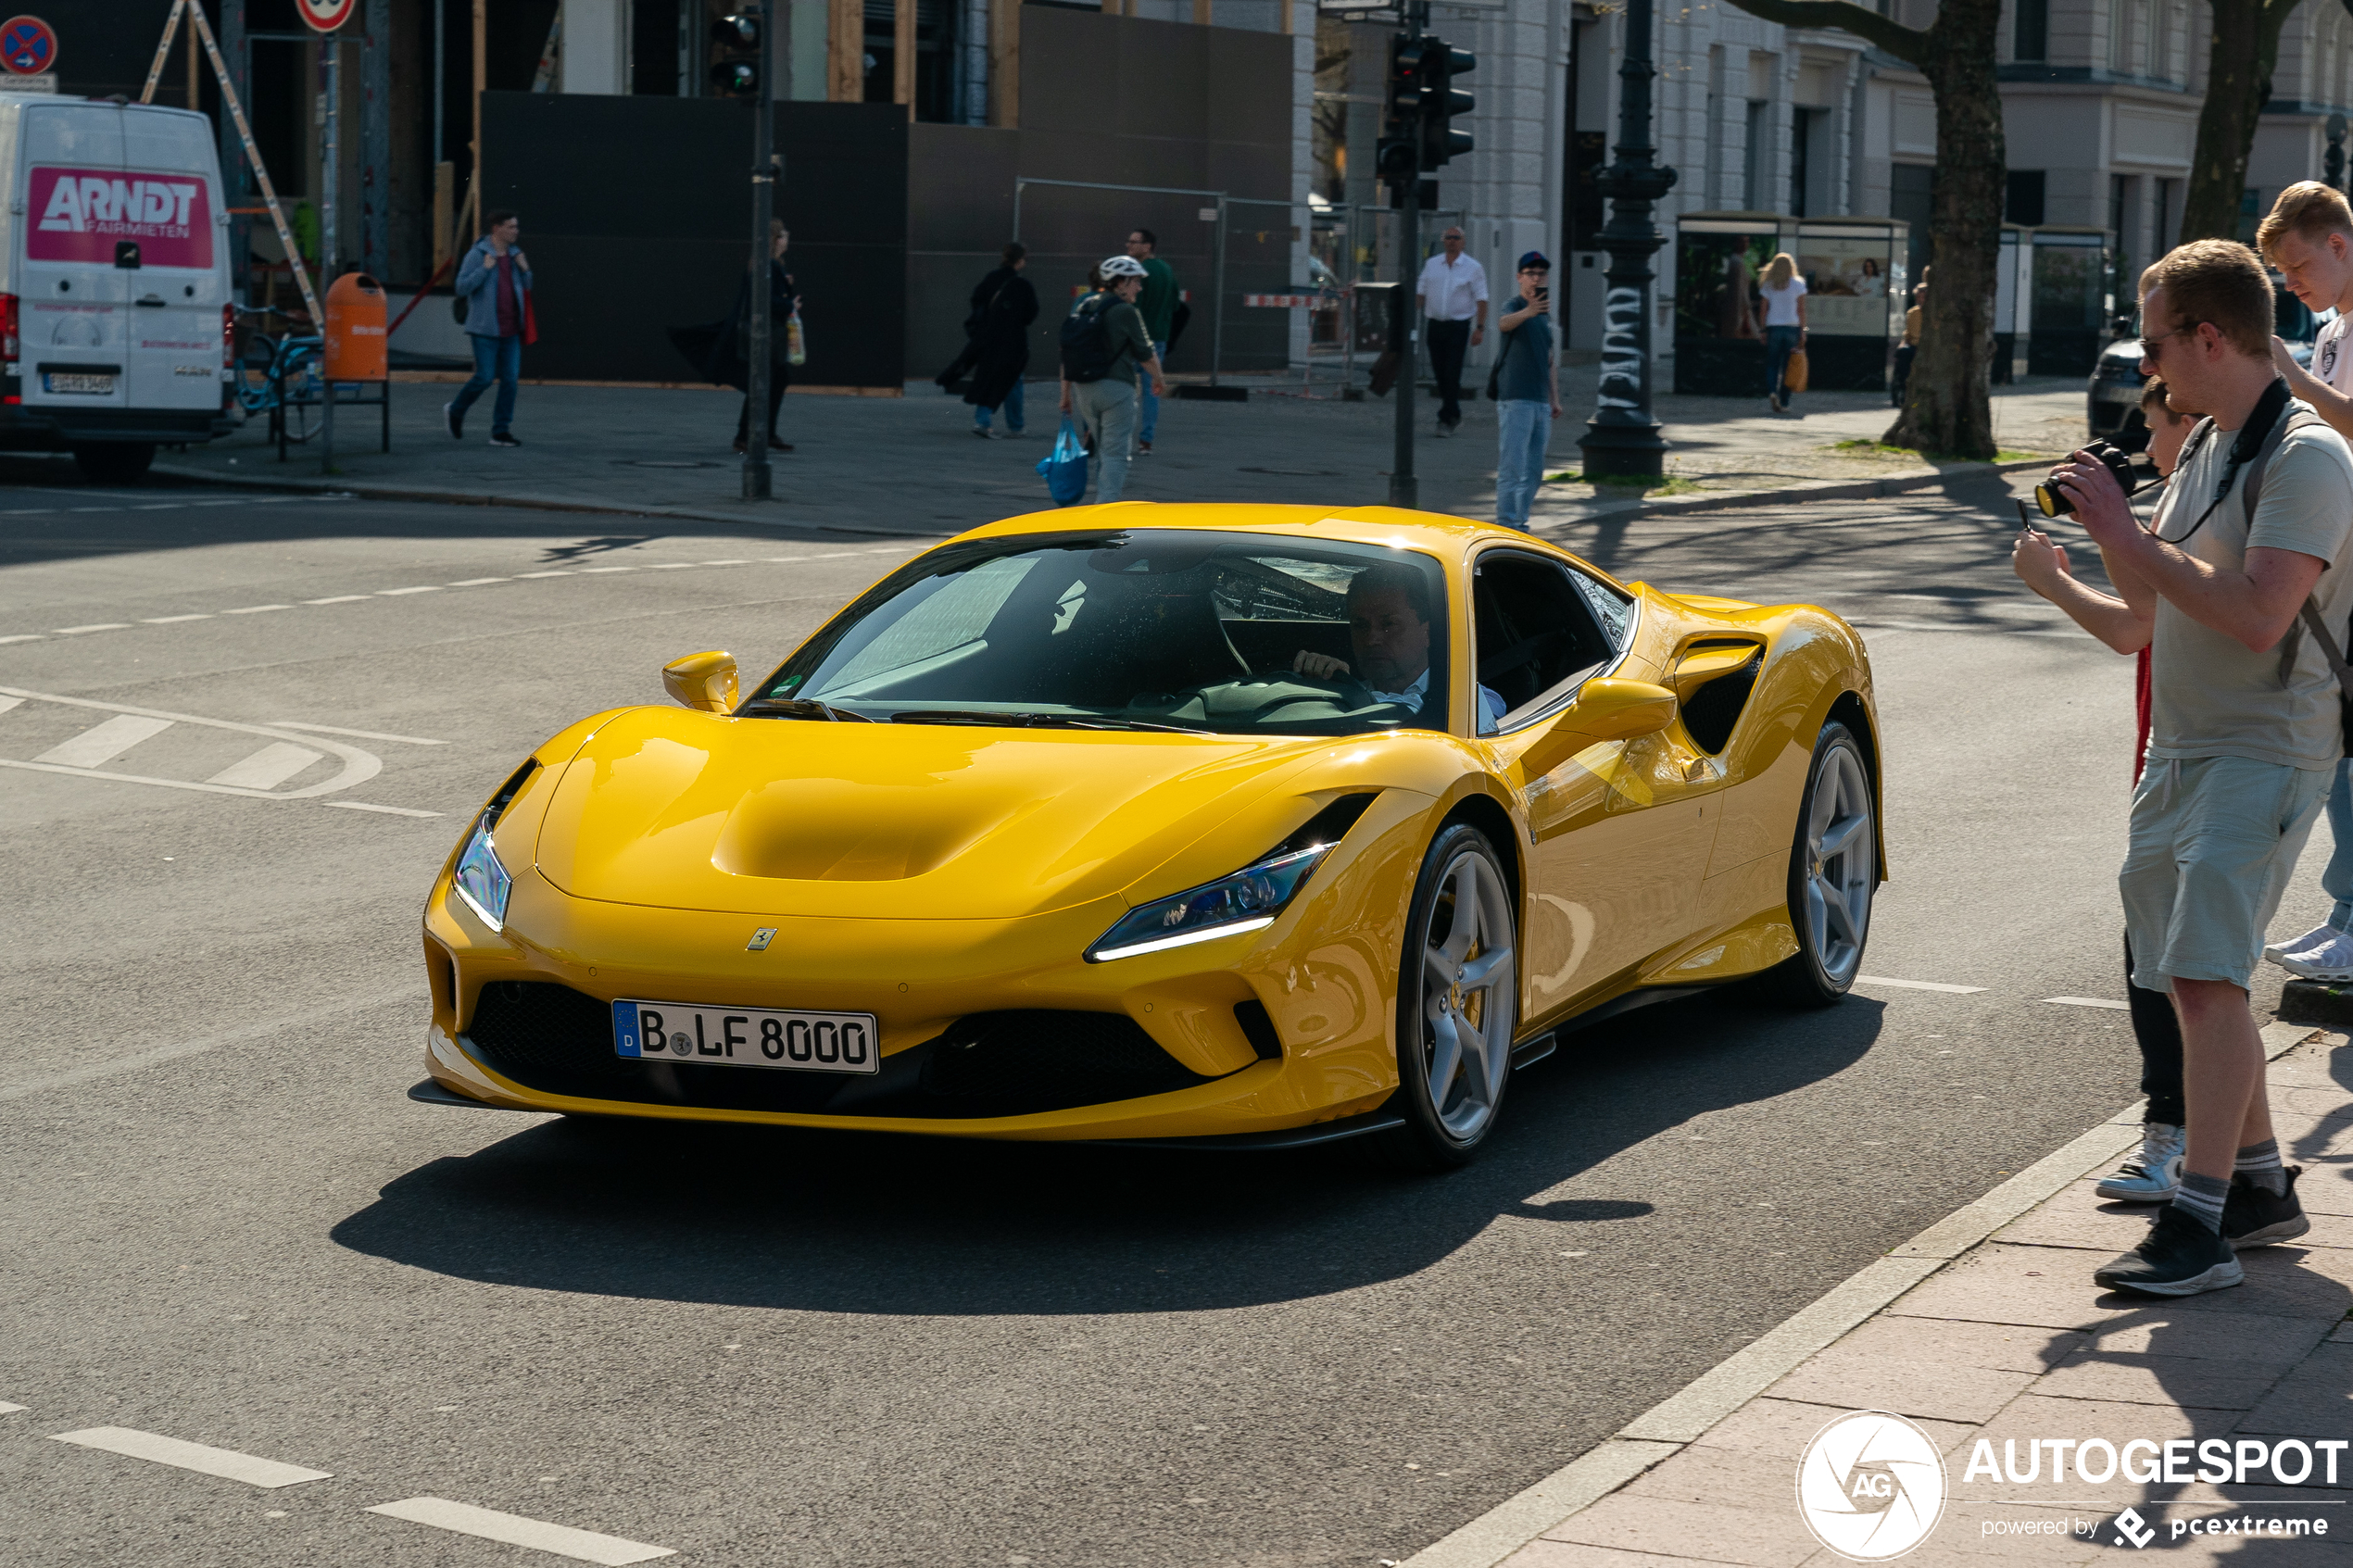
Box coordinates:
[1473,552,1615,733]
[1567,565,1635,650]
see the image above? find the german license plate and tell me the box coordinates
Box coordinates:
[44,372,114,395]
[612,998,878,1074]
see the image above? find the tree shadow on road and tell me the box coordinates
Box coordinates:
[331,989,1884,1315]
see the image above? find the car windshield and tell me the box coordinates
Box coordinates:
[752,530,1454,735]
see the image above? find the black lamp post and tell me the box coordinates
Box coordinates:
[1576,0,1677,482]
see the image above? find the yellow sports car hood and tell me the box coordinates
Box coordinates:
[533,707,1333,920]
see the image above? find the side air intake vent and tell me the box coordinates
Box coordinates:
[1680,649,1762,754]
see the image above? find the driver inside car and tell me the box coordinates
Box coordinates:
[1292,563,1507,732]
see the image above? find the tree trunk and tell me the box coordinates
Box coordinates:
[2180,0,2296,242]
[1884,0,2004,458]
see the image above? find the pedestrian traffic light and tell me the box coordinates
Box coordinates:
[1420,40,1475,169]
[711,10,761,96]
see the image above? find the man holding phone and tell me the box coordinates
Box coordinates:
[1492,252,1561,532]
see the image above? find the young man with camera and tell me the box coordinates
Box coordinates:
[2054,239,2353,1296]
[1492,253,1561,532]
[2256,182,2353,981]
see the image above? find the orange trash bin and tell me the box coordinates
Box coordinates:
[322,272,387,382]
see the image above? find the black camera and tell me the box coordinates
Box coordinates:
[2033,441,2141,519]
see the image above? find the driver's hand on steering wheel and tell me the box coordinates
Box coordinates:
[1292,649,1352,680]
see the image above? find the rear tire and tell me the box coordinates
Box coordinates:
[1365,822,1518,1173]
[70,442,157,484]
[1757,720,1877,1007]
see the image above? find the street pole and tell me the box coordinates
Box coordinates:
[742,2,779,501]
[1575,0,1676,482]
[1389,0,1428,510]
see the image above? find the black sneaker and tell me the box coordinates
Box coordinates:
[444,402,463,440]
[2094,1206,2245,1297]
[489,432,521,448]
[2223,1167,2310,1249]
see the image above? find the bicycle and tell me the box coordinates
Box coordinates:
[232,304,323,458]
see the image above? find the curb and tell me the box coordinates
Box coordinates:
[1399,1021,2330,1568]
[1535,457,2055,533]
[144,463,954,541]
[145,456,2057,537]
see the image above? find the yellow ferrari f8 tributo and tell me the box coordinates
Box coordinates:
[415,504,1881,1168]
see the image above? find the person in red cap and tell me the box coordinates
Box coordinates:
[1492,252,1561,531]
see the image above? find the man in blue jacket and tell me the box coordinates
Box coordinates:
[447,210,531,448]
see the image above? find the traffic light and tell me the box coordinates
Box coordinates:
[711,10,761,96]
[1421,40,1475,169]
[1378,34,1433,194]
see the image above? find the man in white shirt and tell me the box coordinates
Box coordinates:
[2259,181,2353,981]
[1416,228,1488,437]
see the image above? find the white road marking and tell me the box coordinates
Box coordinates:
[54,623,130,634]
[142,613,213,623]
[449,576,510,585]
[648,562,696,570]
[580,565,635,573]
[0,633,42,644]
[0,990,413,1102]
[0,686,380,800]
[0,696,18,716]
[699,558,749,566]
[304,595,371,605]
[36,715,174,769]
[378,585,441,596]
[222,605,291,614]
[1855,975,1988,994]
[50,1427,333,1488]
[270,721,448,746]
[2045,996,2132,1010]
[322,800,443,817]
[0,1401,25,1414]
[207,742,325,790]
[514,571,572,579]
[365,1498,674,1564]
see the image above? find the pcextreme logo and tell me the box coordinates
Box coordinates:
[1794,1410,1947,1562]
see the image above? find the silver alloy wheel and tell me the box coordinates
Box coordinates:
[1802,741,1874,985]
[1417,847,1516,1142]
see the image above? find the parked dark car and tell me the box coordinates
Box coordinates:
[2089,276,2317,449]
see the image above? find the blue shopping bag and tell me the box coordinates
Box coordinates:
[1037,416,1089,507]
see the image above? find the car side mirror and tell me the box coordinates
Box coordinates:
[1569,676,1678,740]
[662,650,738,713]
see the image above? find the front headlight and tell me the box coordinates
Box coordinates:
[1087,844,1333,962]
[449,761,537,932]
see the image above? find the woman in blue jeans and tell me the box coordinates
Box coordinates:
[447,209,531,447]
[1757,252,1807,414]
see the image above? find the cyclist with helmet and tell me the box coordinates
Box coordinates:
[1058,253,1167,505]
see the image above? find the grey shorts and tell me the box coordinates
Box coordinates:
[2121,755,2330,992]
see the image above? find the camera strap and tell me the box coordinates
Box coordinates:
[2156,376,2296,546]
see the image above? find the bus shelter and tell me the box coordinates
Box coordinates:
[2029,228,2114,377]
[1671,213,1906,393]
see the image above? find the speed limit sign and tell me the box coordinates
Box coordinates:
[296,0,357,32]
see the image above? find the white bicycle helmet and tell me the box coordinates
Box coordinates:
[1100,255,1149,281]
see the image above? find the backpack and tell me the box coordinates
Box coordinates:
[1060,295,1119,383]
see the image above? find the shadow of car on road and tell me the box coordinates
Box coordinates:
[331,989,1883,1315]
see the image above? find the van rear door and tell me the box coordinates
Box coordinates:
[117,108,222,414]
[19,103,130,416]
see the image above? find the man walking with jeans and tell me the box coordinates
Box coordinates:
[1059,254,1165,506]
[1491,253,1560,532]
[2057,239,2353,1296]
[1416,227,1487,436]
[447,209,530,448]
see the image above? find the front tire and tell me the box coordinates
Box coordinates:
[1759,720,1877,1006]
[1370,822,1518,1172]
[70,442,157,484]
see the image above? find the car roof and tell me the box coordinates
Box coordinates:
[959,501,1573,558]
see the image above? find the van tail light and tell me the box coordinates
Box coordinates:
[1,293,18,363]
[221,301,234,368]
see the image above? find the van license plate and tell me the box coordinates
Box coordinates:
[44,373,114,395]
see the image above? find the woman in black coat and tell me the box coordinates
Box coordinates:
[958,244,1039,439]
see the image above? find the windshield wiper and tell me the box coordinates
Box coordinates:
[887,709,1198,734]
[740,696,874,722]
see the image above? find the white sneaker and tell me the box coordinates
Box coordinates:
[2280,928,2353,981]
[2096,1123,2184,1202]
[2266,922,2339,965]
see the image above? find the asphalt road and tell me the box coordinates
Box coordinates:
[0,461,2322,1568]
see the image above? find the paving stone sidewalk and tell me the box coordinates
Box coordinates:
[1494,1027,2353,1568]
[151,362,2091,537]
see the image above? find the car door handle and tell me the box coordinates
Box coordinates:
[135,295,166,307]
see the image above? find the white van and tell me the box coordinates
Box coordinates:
[0,97,233,483]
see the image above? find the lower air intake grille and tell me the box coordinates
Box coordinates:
[460,983,1221,1119]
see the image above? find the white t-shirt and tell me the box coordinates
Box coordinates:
[1760,277,1806,327]
[2146,406,2353,771]
[2314,308,2353,392]
[1416,254,1490,321]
